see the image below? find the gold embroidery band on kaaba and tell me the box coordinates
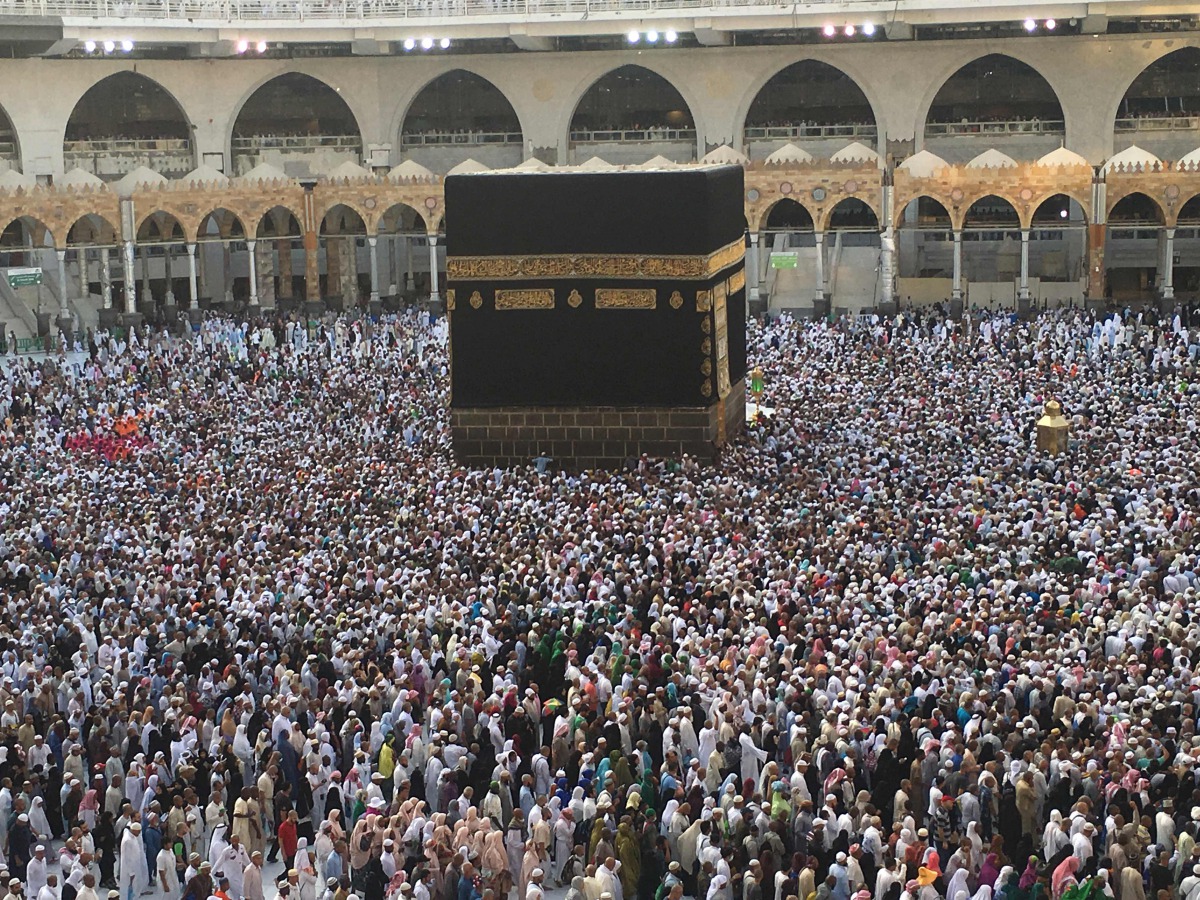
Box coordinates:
[595,288,656,310]
[727,269,745,295]
[495,289,556,310]
[446,238,744,282]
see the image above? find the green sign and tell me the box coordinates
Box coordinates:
[770,253,799,269]
[6,267,42,288]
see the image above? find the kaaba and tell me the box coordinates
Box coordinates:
[446,164,747,469]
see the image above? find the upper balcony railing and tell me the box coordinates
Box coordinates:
[401,131,523,147]
[64,137,191,154]
[744,123,878,141]
[570,127,696,143]
[925,119,1066,136]
[1115,115,1200,132]
[232,134,363,151]
[0,0,1036,20]
[0,141,17,159]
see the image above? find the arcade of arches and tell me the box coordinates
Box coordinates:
[1,154,1197,338]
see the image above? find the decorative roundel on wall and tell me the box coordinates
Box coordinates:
[811,187,827,202]
[747,188,761,202]
[425,197,437,209]
[950,188,965,203]
[1019,188,1033,202]
[780,182,793,195]
[1166,184,1181,200]
[364,197,377,209]
[844,180,858,194]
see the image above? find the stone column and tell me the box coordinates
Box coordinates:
[140,246,151,298]
[122,239,137,315]
[338,238,356,308]
[247,240,259,310]
[368,236,380,305]
[164,245,175,306]
[952,230,963,300]
[428,235,441,302]
[404,235,414,290]
[880,226,895,308]
[326,236,342,303]
[277,239,293,302]
[100,248,112,308]
[1019,229,1031,302]
[813,231,826,301]
[55,249,73,344]
[222,243,233,306]
[747,232,760,304]
[256,241,275,309]
[1163,227,1175,300]
[186,243,199,309]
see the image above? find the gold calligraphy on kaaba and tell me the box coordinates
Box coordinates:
[445,238,745,282]
[445,289,456,311]
[696,291,712,313]
[567,289,583,308]
[495,289,556,310]
[595,289,656,310]
[715,285,730,398]
[727,268,746,295]
[669,291,684,310]
[469,291,483,309]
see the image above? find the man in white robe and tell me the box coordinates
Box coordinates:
[119,824,149,900]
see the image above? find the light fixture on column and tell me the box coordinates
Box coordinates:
[236,39,249,53]
[646,29,659,42]
[420,37,434,49]
[403,37,415,50]
[1023,18,1037,30]
[102,39,115,53]
[823,24,835,36]
[83,40,96,52]
[862,22,875,35]
[121,39,134,51]
[257,40,268,52]
[627,29,640,43]
[439,37,450,48]
[1059,208,1068,219]
[664,29,677,42]
[843,24,855,35]
[1044,18,1056,28]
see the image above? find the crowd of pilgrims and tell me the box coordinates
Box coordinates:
[0,303,1196,900]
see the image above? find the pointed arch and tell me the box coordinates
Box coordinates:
[63,72,194,179]
[760,198,815,232]
[568,64,697,152]
[921,54,1065,148]
[1115,47,1200,125]
[895,195,952,230]
[0,100,20,172]
[66,213,120,247]
[255,206,305,240]
[741,59,878,149]
[136,212,186,244]
[377,203,429,235]
[230,72,365,176]
[823,197,880,232]
[962,195,1021,229]
[197,208,248,241]
[1107,191,1165,224]
[319,204,367,235]
[1031,194,1086,226]
[400,69,523,146]
[0,215,57,250]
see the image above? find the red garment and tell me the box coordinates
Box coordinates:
[278,819,298,858]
